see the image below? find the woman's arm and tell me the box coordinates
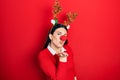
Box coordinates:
[65,45,77,80]
[74,76,77,80]
[38,52,68,80]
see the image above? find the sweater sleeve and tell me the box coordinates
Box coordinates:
[64,45,76,76]
[38,51,68,80]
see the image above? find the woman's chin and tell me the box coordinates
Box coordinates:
[57,44,64,48]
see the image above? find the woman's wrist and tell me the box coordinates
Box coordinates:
[58,52,68,62]
[59,56,67,62]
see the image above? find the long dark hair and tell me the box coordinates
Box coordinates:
[43,24,68,49]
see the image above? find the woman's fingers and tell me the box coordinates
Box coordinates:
[58,52,68,57]
[63,52,68,56]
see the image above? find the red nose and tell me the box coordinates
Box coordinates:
[60,35,67,41]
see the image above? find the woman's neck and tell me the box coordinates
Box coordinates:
[49,43,61,53]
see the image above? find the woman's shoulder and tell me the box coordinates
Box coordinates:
[38,48,49,57]
[39,48,48,53]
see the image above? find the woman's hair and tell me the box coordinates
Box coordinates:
[43,24,68,49]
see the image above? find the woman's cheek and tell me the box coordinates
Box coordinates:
[53,38,59,45]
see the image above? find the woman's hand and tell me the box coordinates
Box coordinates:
[74,76,77,80]
[58,52,68,62]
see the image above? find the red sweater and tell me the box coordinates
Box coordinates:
[38,45,75,80]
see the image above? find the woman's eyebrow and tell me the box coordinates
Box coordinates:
[57,31,67,35]
[57,31,62,34]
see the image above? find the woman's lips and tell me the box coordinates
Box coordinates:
[59,41,65,45]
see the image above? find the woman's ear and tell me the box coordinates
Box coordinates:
[49,34,53,40]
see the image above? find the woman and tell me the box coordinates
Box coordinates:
[38,24,77,80]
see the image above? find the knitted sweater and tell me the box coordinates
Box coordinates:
[38,45,75,80]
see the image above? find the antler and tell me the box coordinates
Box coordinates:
[51,0,78,28]
[64,12,78,26]
[52,0,62,19]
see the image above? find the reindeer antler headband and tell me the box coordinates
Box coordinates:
[51,0,78,29]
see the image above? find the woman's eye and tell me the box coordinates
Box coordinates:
[57,33,61,35]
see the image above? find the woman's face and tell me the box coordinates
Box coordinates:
[49,28,67,48]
